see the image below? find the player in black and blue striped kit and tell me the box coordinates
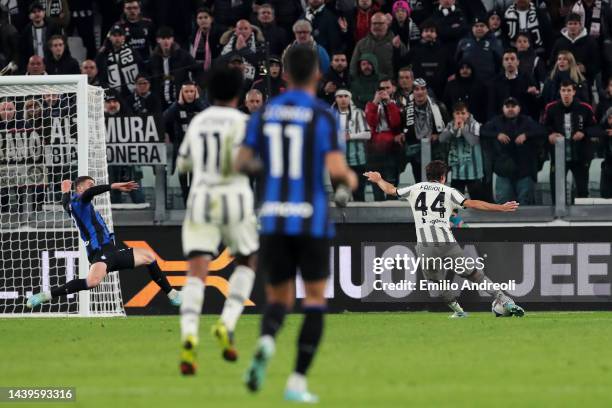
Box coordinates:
[237,45,357,403]
[26,176,181,308]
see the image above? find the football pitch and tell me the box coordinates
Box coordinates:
[2,312,612,408]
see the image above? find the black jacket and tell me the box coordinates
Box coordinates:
[410,40,454,100]
[442,62,488,123]
[301,5,343,53]
[150,44,200,109]
[550,29,601,80]
[45,51,80,75]
[543,99,597,162]
[19,20,61,67]
[203,0,253,27]
[430,5,468,55]
[487,72,538,120]
[481,114,546,179]
[127,91,162,116]
[163,98,209,171]
[0,22,20,68]
[318,68,351,105]
[253,22,290,56]
[112,16,156,62]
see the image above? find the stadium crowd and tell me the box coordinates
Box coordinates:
[1,0,612,206]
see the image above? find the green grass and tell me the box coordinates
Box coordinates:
[2,312,612,408]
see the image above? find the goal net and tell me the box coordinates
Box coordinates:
[0,75,125,316]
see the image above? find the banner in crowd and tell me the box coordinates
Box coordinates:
[2,225,611,315]
[0,122,47,186]
[105,114,166,165]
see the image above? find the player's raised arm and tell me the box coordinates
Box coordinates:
[363,171,397,196]
[326,151,358,191]
[463,199,519,212]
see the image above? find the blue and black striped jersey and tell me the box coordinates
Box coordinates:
[244,90,341,238]
[62,185,114,256]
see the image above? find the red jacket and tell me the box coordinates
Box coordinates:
[365,101,402,153]
[354,5,380,42]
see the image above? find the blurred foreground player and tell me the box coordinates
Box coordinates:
[177,67,259,375]
[236,45,358,403]
[365,161,525,318]
[27,177,180,308]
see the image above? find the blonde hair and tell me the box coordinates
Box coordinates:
[550,50,585,83]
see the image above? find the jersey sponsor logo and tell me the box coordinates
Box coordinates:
[263,105,313,122]
[260,202,314,218]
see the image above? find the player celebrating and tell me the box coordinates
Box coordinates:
[364,161,525,318]
[27,177,181,308]
[236,45,357,403]
[177,67,259,375]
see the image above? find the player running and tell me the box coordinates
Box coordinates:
[365,160,525,318]
[236,45,358,403]
[27,177,181,309]
[177,67,259,375]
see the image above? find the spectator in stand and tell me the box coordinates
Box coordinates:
[389,0,420,48]
[393,66,414,108]
[26,55,47,75]
[410,19,454,100]
[20,2,61,68]
[405,0,434,26]
[203,0,252,28]
[488,48,539,119]
[81,59,100,85]
[596,77,612,122]
[163,81,208,204]
[302,0,343,54]
[41,0,70,31]
[365,77,402,201]
[318,51,350,104]
[219,20,265,89]
[44,34,79,75]
[252,0,304,34]
[190,7,225,75]
[503,0,552,56]
[350,53,380,109]
[128,73,162,116]
[332,88,370,201]
[151,26,199,111]
[570,0,612,40]
[551,13,601,83]
[350,12,408,79]
[598,107,612,197]
[253,3,290,56]
[430,0,469,55]
[0,99,18,212]
[399,78,448,182]
[242,89,264,114]
[516,31,547,91]
[456,16,503,83]
[0,18,20,74]
[222,52,253,98]
[439,101,487,199]
[544,80,597,201]
[443,61,488,123]
[542,50,590,104]
[66,0,96,59]
[481,97,546,204]
[347,0,380,45]
[104,89,146,205]
[487,9,508,48]
[19,98,46,213]
[98,0,123,40]
[112,0,155,63]
[252,55,286,99]
[283,19,330,75]
[96,25,143,99]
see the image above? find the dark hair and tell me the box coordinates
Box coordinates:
[378,76,393,85]
[207,67,244,102]
[503,48,518,57]
[75,176,94,188]
[560,79,577,90]
[283,45,319,86]
[196,7,212,17]
[156,26,174,38]
[48,34,65,45]
[566,12,582,23]
[331,50,347,58]
[452,101,468,112]
[181,80,197,87]
[124,0,140,4]
[420,19,437,32]
[425,161,448,182]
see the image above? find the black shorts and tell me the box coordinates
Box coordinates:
[89,244,135,272]
[258,234,330,286]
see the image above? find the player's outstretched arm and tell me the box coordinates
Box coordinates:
[363,171,397,196]
[327,152,358,207]
[463,199,519,212]
[111,181,139,192]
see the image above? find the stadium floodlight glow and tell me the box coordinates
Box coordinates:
[0,75,124,317]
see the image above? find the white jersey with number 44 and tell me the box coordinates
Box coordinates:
[397,182,466,243]
[178,106,250,189]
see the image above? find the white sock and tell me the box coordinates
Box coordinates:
[220,265,255,332]
[286,372,307,393]
[180,277,204,341]
[258,334,276,357]
[448,301,464,313]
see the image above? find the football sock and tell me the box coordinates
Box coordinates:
[220,265,255,332]
[180,276,204,341]
[295,305,325,375]
[448,301,464,314]
[260,302,287,338]
[51,278,89,298]
[286,372,308,393]
[468,270,508,301]
[147,260,173,294]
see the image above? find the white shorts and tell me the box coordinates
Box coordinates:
[182,185,259,258]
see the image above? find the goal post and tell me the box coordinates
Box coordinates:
[0,75,125,317]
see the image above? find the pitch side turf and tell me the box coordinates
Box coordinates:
[2,312,611,407]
